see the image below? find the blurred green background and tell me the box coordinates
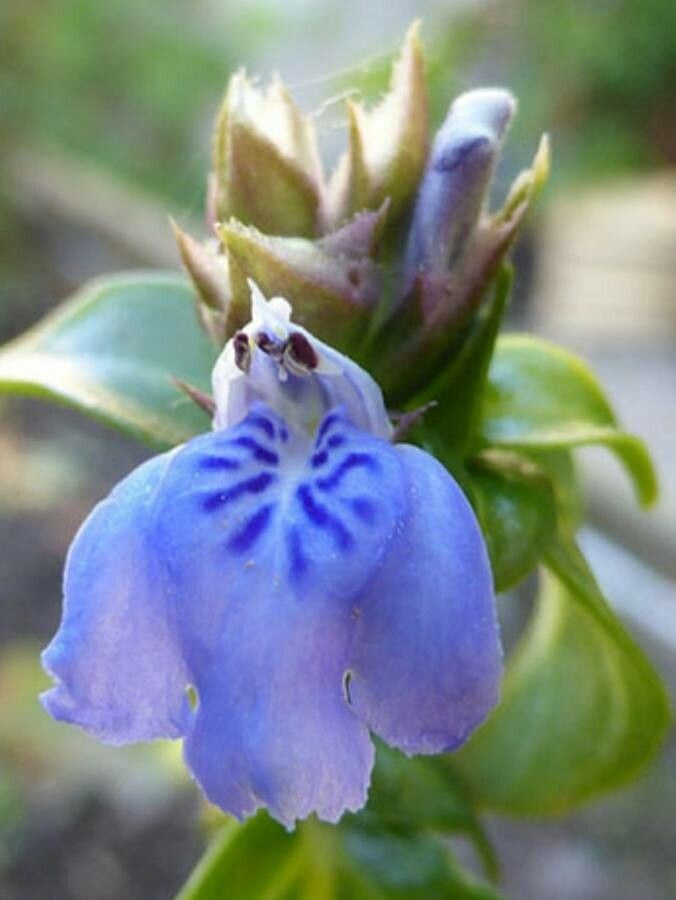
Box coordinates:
[1,1,675,898]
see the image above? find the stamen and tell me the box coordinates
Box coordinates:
[234,332,251,373]
[255,330,285,360]
[285,332,319,374]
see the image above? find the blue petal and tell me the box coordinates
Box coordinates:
[181,602,374,828]
[42,398,502,825]
[347,445,502,754]
[41,452,192,744]
[153,405,405,825]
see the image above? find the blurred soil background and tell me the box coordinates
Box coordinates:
[1,1,675,898]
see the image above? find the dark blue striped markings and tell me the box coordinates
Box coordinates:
[202,471,277,512]
[296,483,353,551]
[195,408,387,581]
[227,503,277,553]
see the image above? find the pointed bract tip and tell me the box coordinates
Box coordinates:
[325,19,427,229]
[533,132,551,187]
[318,200,389,258]
[216,217,379,350]
[211,68,321,237]
[497,132,551,225]
[171,217,230,313]
[394,18,424,85]
[172,378,216,416]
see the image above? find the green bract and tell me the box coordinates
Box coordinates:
[1,20,668,900]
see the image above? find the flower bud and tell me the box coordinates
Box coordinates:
[403,88,516,293]
[376,106,549,399]
[212,71,323,237]
[325,21,427,229]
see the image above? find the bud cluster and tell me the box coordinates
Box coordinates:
[173,21,548,406]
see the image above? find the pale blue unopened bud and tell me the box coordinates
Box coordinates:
[403,88,515,291]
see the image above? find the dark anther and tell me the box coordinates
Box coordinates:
[254,330,284,360]
[253,328,317,377]
[287,332,318,370]
[234,332,251,373]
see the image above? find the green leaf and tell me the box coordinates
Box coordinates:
[368,744,497,879]
[177,812,504,900]
[468,450,557,593]
[481,334,658,506]
[339,821,504,900]
[0,272,216,448]
[459,540,670,814]
[176,816,299,900]
[523,448,582,533]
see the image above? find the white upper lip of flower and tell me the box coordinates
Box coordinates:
[249,280,293,341]
[211,281,392,441]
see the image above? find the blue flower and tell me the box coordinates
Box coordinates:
[41,283,502,828]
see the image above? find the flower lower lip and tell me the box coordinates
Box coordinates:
[41,395,500,828]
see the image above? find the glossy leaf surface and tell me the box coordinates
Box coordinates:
[0,273,215,447]
[468,451,557,593]
[368,744,497,878]
[459,541,670,813]
[177,812,504,900]
[482,335,657,506]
